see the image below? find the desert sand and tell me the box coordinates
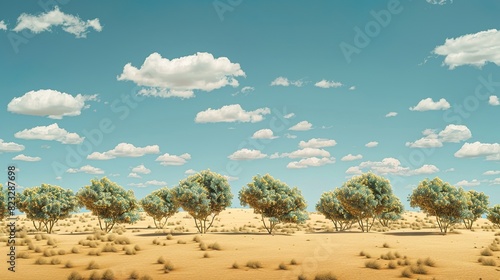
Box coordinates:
[2,209,500,280]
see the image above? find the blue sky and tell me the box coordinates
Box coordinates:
[1,0,499,211]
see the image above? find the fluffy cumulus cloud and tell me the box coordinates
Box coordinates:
[144,180,167,186]
[252,129,278,139]
[7,89,97,119]
[299,138,336,148]
[228,149,267,160]
[185,169,197,175]
[131,164,151,174]
[270,77,303,87]
[406,124,472,148]
[385,112,398,117]
[410,98,450,111]
[288,148,331,159]
[454,141,500,160]
[433,29,500,69]
[314,80,342,88]
[484,170,500,175]
[456,179,480,187]
[287,157,335,169]
[128,173,141,178]
[0,139,25,152]
[15,123,83,144]
[365,141,378,148]
[87,143,160,160]
[12,154,41,162]
[289,121,313,131]
[341,154,363,161]
[195,104,270,123]
[66,165,104,174]
[13,6,102,38]
[346,157,439,176]
[0,20,7,30]
[489,95,500,106]
[155,153,191,166]
[118,52,245,98]
[284,113,295,119]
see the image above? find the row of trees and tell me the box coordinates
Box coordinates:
[2,171,500,235]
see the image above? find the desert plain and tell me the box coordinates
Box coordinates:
[2,209,500,280]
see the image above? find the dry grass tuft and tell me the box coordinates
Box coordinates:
[246,260,263,269]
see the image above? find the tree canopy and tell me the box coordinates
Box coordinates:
[16,184,79,233]
[239,174,308,234]
[173,169,233,233]
[316,189,355,231]
[463,190,489,230]
[140,187,179,229]
[76,177,140,233]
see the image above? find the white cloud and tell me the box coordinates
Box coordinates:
[489,95,500,106]
[0,139,25,153]
[228,149,267,160]
[454,141,500,160]
[484,170,500,175]
[410,98,451,111]
[284,113,295,119]
[118,52,245,98]
[426,0,452,4]
[12,154,41,162]
[185,169,197,175]
[66,165,104,174]
[490,178,500,185]
[444,168,455,172]
[7,89,97,119]
[287,157,335,169]
[241,86,254,94]
[270,77,303,87]
[0,20,7,30]
[288,148,331,159]
[131,164,151,174]
[155,153,191,166]
[365,141,378,148]
[406,124,471,148]
[433,29,500,69]
[314,80,342,88]
[341,154,363,161]
[145,180,167,186]
[87,143,160,160]
[252,129,278,139]
[15,123,83,144]
[289,121,313,131]
[385,112,398,117]
[285,133,297,139]
[195,104,270,123]
[349,86,356,91]
[348,157,439,176]
[128,173,141,178]
[456,179,480,187]
[299,138,336,148]
[13,6,102,38]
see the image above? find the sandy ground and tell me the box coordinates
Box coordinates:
[1,209,500,280]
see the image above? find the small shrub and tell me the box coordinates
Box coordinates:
[51,258,61,265]
[67,271,83,280]
[125,246,136,255]
[87,260,100,270]
[47,238,56,246]
[290,258,298,265]
[193,235,201,243]
[65,261,74,268]
[35,257,48,265]
[209,242,221,250]
[139,276,153,280]
[401,268,413,278]
[102,269,115,280]
[134,244,141,251]
[359,251,366,256]
[203,252,210,258]
[199,242,208,251]
[365,260,381,269]
[382,242,390,248]
[58,249,66,255]
[166,234,173,240]
[246,260,263,269]
[481,248,493,256]
[17,251,30,259]
[298,274,307,280]
[35,234,42,241]
[314,272,337,280]
[88,271,101,280]
[157,256,166,264]
[410,264,428,274]
[34,246,42,253]
[279,262,288,270]
[232,262,239,269]
[164,261,174,272]
[482,258,497,266]
[71,247,79,254]
[388,261,397,269]
[177,240,186,244]
[114,236,130,245]
[424,257,436,267]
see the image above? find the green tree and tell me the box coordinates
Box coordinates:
[487,205,500,228]
[0,185,10,220]
[16,184,79,233]
[77,177,139,233]
[316,189,355,231]
[378,196,404,227]
[239,174,308,234]
[140,187,179,229]
[463,190,489,230]
[336,172,395,232]
[409,177,468,234]
[173,170,233,234]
